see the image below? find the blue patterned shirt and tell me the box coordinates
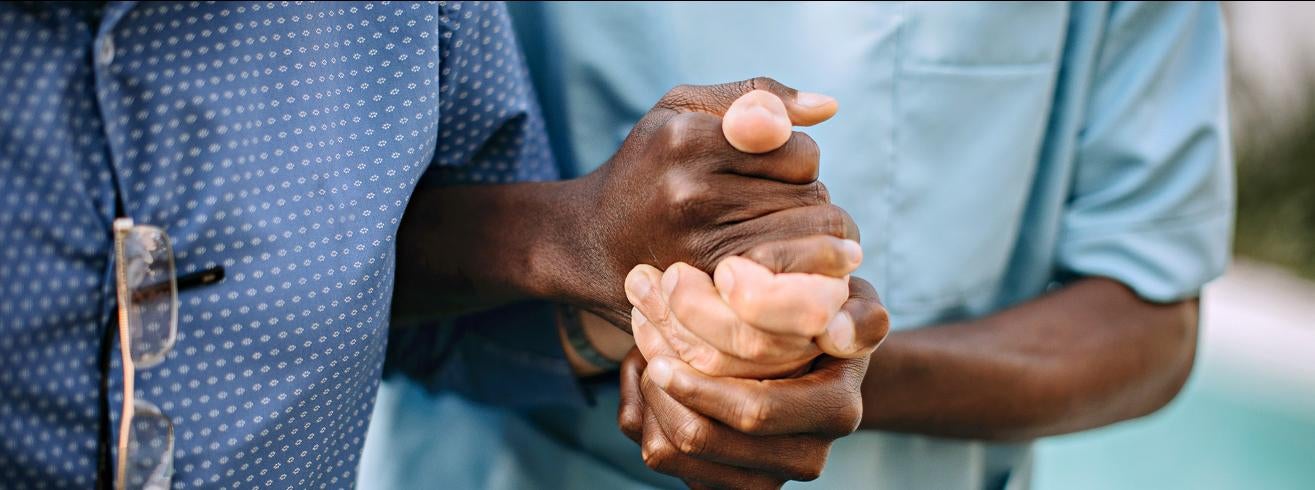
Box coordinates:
[0,1,554,488]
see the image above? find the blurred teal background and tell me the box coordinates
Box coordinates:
[1035,3,1315,488]
[1036,261,1315,490]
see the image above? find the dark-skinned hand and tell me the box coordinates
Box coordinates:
[561,77,858,329]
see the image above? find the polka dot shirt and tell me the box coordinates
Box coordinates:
[0,1,555,488]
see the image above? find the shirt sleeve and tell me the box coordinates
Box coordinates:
[1057,1,1235,302]
[384,2,586,408]
[421,0,557,184]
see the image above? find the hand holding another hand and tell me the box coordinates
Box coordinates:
[619,238,889,488]
[626,236,878,378]
[563,78,856,328]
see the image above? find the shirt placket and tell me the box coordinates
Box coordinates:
[89,1,141,482]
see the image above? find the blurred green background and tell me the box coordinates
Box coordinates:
[1035,3,1315,489]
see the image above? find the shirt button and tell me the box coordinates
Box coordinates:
[97,36,115,66]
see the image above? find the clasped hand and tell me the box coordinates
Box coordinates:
[615,84,890,489]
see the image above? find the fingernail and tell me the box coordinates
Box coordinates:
[796,91,836,108]
[626,270,652,299]
[648,357,674,388]
[661,266,680,296]
[826,311,855,353]
[715,261,735,300]
[631,307,648,327]
[842,240,863,267]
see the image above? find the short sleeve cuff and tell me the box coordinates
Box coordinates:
[1057,211,1231,303]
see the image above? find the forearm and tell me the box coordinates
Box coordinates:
[859,277,1199,441]
[392,178,599,324]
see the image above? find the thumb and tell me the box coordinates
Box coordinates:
[656,76,838,128]
[722,90,792,154]
[814,277,890,359]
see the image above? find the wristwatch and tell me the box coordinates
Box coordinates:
[559,304,621,371]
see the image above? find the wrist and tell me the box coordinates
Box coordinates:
[521,177,593,300]
[857,332,932,432]
[528,172,629,321]
[558,305,634,376]
[580,308,635,361]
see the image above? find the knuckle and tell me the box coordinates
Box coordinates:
[688,352,724,377]
[670,338,700,366]
[819,238,845,269]
[744,244,784,272]
[669,283,713,323]
[733,329,773,364]
[678,340,724,377]
[744,337,774,364]
[655,112,722,158]
[814,205,848,238]
[791,461,826,482]
[870,305,892,341]
[725,78,759,102]
[780,440,832,482]
[621,420,641,440]
[656,113,698,154]
[816,181,831,203]
[749,76,784,93]
[786,133,821,181]
[673,418,711,456]
[779,254,802,275]
[642,297,672,326]
[736,398,773,434]
[659,84,697,109]
[618,408,642,436]
[642,437,675,471]
[810,181,831,204]
[732,290,769,325]
[801,306,833,337]
[661,173,709,219]
[833,398,864,436]
[850,287,892,351]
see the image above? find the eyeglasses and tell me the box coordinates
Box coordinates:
[111,218,222,490]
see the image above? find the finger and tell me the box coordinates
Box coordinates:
[728,204,860,245]
[663,263,817,373]
[703,178,831,224]
[814,277,891,359]
[718,131,821,184]
[655,77,837,127]
[642,369,831,480]
[712,257,849,337]
[627,264,671,330]
[649,266,803,378]
[639,405,786,489]
[634,262,819,377]
[618,347,648,444]
[654,112,820,185]
[630,264,722,367]
[741,235,862,278]
[647,356,866,437]
[633,305,680,361]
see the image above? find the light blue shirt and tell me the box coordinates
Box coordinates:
[360,2,1233,489]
